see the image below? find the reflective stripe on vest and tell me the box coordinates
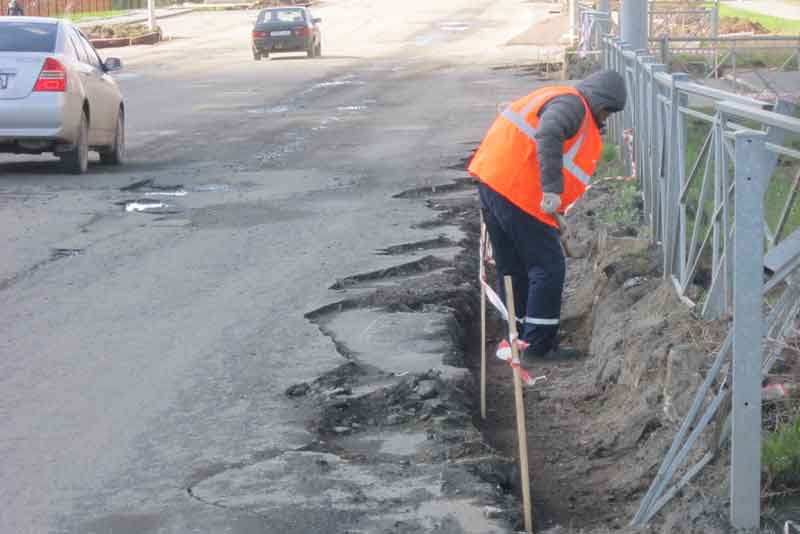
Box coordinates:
[500,106,591,185]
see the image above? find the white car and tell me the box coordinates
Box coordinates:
[0,17,125,174]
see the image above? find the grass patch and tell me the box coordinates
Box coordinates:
[64,9,129,22]
[764,415,800,488]
[681,111,800,243]
[595,143,643,231]
[596,143,625,178]
[716,4,800,35]
[600,177,641,229]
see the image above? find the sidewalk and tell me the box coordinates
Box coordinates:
[721,0,800,21]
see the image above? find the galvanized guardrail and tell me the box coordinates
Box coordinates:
[651,35,800,99]
[577,4,612,56]
[602,35,800,529]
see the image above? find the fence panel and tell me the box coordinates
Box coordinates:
[2,0,115,17]
[604,34,800,528]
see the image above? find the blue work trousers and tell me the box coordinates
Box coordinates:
[478,183,565,356]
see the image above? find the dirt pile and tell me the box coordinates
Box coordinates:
[719,16,770,35]
[650,16,710,38]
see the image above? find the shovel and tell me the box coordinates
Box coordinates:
[554,212,573,258]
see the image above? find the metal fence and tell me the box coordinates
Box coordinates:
[2,0,111,16]
[648,2,717,40]
[0,0,179,17]
[652,35,800,101]
[603,35,800,528]
[577,4,613,56]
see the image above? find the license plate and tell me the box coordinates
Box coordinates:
[270,30,291,36]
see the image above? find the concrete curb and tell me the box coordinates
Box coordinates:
[91,31,162,48]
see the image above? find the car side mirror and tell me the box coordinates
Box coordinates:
[313,17,321,23]
[104,57,122,72]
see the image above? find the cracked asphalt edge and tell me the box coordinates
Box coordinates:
[183,177,525,533]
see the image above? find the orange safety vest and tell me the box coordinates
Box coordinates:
[468,86,603,229]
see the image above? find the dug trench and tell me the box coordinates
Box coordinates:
[189,161,747,532]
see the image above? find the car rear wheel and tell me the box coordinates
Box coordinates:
[100,109,125,166]
[60,111,89,175]
[253,47,262,61]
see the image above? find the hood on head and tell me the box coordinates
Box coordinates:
[576,70,627,126]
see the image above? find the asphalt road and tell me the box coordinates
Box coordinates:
[0,1,559,532]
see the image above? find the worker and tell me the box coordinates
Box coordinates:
[7,0,23,15]
[469,70,626,361]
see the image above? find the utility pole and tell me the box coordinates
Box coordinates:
[148,0,156,32]
[620,0,648,50]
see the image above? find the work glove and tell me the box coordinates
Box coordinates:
[540,193,561,214]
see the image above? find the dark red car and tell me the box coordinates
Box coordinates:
[251,6,322,61]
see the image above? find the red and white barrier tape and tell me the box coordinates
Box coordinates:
[479,216,508,322]
[496,339,548,386]
[623,128,636,180]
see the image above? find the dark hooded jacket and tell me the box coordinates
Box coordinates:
[534,70,626,194]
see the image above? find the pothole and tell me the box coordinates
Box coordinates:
[378,236,458,255]
[311,78,366,90]
[189,183,233,193]
[336,105,369,112]
[120,178,183,192]
[120,199,181,214]
[144,190,187,197]
[248,105,291,114]
[330,255,451,290]
[393,178,474,199]
[50,248,84,260]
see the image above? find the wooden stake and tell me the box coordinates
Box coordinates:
[480,212,488,420]
[480,281,487,420]
[504,275,534,534]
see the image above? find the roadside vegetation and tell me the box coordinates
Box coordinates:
[64,9,129,22]
[764,414,800,490]
[716,4,800,35]
[593,143,646,235]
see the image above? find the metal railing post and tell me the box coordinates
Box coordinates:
[730,129,767,530]
[648,63,666,243]
[703,107,727,317]
[633,52,653,183]
[711,3,720,75]
[664,73,689,279]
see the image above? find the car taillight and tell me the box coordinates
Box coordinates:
[252,30,267,38]
[34,58,66,92]
[293,27,311,37]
